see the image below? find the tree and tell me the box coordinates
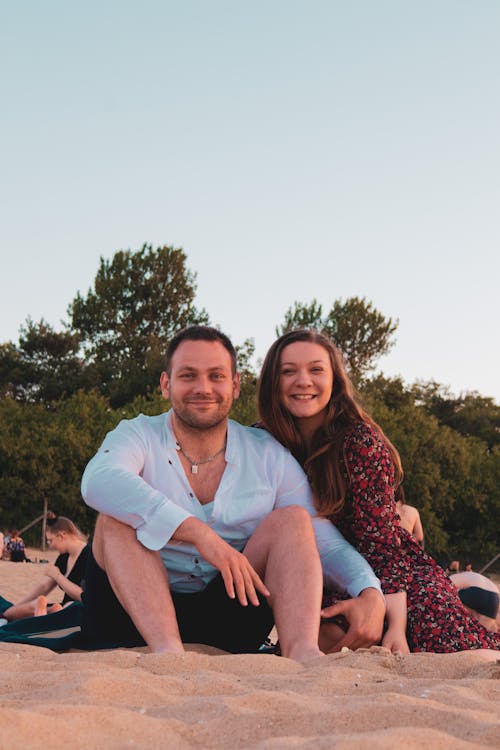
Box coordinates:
[0,390,122,542]
[277,296,398,382]
[230,338,259,425]
[0,319,90,403]
[69,244,209,406]
[413,381,500,450]
[362,375,500,564]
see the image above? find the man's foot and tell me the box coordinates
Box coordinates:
[150,641,186,654]
[282,644,324,663]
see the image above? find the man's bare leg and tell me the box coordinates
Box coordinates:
[244,505,324,662]
[92,514,184,654]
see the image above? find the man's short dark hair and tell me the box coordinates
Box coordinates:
[165,326,237,375]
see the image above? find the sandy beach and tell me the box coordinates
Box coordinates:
[0,552,499,750]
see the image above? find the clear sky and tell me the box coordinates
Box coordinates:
[1,1,499,401]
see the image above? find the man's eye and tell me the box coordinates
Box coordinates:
[211,373,225,380]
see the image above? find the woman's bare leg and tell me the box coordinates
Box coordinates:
[319,621,346,653]
[3,600,38,622]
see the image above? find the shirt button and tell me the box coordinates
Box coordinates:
[194,558,199,564]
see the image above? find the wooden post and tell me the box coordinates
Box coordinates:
[41,498,48,552]
[479,552,500,575]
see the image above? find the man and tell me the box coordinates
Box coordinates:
[81,326,385,661]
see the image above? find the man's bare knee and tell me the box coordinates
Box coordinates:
[253,506,315,549]
[268,505,314,534]
[93,513,137,567]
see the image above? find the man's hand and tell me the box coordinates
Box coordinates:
[174,517,270,606]
[320,587,385,652]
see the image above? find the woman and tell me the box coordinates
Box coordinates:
[395,486,424,547]
[0,516,89,623]
[258,329,500,653]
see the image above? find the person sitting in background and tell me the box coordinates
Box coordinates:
[7,530,27,563]
[446,560,460,576]
[450,571,499,633]
[395,486,424,547]
[2,532,10,561]
[0,516,89,624]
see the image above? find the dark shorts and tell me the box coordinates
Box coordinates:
[81,547,274,653]
[458,586,499,620]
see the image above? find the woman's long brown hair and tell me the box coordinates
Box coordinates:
[257,329,402,518]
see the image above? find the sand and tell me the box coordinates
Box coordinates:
[0,552,499,750]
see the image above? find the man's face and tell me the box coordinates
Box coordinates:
[160,340,240,431]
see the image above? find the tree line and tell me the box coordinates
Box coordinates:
[0,244,498,567]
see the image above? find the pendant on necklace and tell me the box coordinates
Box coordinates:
[191,464,198,475]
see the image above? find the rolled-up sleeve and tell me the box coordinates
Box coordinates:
[81,419,192,550]
[313,516,383,598]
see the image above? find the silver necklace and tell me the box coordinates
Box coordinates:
[175,440,226,474]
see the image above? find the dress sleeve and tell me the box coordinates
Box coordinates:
[343,424,407,594]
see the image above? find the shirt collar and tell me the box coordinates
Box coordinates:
[163,409,240,466]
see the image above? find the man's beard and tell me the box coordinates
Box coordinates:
[172,398,232,431]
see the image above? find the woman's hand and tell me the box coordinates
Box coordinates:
[43,565,63,585]
[382,626,410,654]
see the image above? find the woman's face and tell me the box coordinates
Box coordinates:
[46,531,66,552]
[279,341,334,431]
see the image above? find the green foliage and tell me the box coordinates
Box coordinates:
[69,243,209,406]
[0,391,118,542]
[362,376,500,565]
[230,339,258,425]
[413,381,500,450]
[0,320,92,402]
[278,296,398,382]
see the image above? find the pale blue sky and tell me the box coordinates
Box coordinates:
[1,1,499,401]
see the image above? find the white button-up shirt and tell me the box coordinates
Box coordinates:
[82,411,381,596]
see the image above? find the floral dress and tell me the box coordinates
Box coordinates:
[326,422,500,652]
